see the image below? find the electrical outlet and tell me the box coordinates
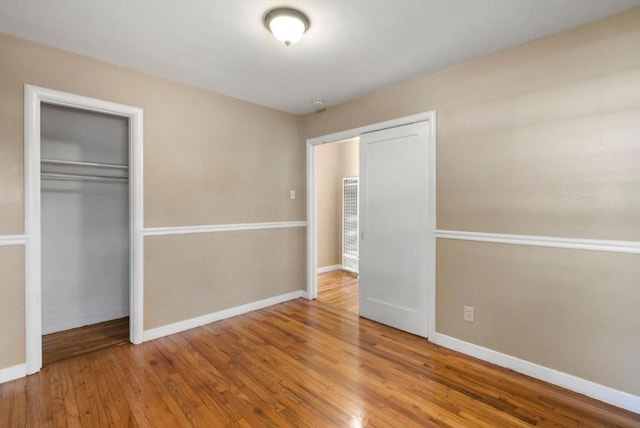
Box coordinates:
[290,190,296,200]
[464,306,475,323]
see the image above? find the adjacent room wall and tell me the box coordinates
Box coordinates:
[337,139,359,258]
[316,143,341,268]
[316,138,359,269]
[303,8,640,397]
[0,32,305,371]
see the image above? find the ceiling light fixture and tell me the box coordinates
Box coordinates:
[264,8,310,47]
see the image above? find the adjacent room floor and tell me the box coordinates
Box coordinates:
[317,269,359,314]
[1,299,638,426]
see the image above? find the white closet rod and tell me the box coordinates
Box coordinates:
[41,158,128,170]
[41,172,128,183]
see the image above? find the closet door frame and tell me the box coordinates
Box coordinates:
[24,85,144,375]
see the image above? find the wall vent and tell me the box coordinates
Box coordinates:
[342,177,359,273]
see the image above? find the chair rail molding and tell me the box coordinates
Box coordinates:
[0,235,27,246]
[142,221,307,237]
[435,230,640,254]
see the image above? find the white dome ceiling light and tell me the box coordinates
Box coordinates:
[264,8,310,47]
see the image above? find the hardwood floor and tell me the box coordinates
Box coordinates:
[2,299,638,427]
[42,317,129,366]
[317,269,359,313]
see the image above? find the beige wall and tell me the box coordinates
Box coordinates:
[0,246,25,369]
[0,33,305,369]
[303,8,640,396]
[316,139,359,268]
[144,228,305,329]
[437,239,640,395]
[0,33,305,231]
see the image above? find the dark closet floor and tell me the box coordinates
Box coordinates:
[42,317,129,366]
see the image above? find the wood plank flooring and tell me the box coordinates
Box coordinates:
[2,299,638,427]
[317,269,359,313]
[42,317,129,366]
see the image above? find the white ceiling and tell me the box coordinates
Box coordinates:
[1,0,639,114]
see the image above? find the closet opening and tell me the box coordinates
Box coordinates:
[315,137,360,313]
[39,103,130,365]
[24,85,144,375]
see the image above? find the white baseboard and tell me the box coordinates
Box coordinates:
[42,308,129,335]
[429,332,640,414]
[0,363,27,384]
[143,290,307,342]
[317,264,342,274]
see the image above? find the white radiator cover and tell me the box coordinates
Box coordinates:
[342,177,359,273]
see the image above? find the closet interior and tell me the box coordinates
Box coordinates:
[40,103,130,365]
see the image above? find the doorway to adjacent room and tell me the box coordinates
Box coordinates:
[315,137,360,313]
[306,112,436,338]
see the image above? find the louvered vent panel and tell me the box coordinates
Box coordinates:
[342,177,359,273]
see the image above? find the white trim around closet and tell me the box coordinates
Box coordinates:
[142,221,307,236]
[24,84,144,376]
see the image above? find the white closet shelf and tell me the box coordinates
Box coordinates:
[41,158,128,170]
[41,172,128,182]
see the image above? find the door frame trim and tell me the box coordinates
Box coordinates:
[306,111,436,337]
[24,84,144,375]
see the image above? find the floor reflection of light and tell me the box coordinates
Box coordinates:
[350,413,364,428]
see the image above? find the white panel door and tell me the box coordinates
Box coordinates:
[359,121,430,337]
